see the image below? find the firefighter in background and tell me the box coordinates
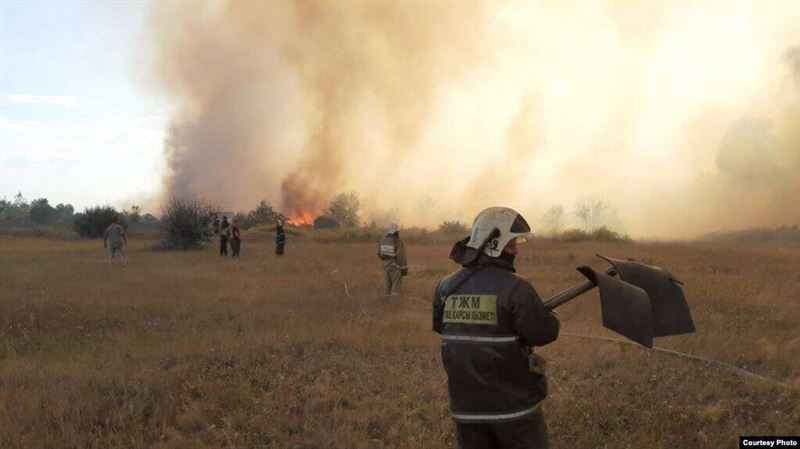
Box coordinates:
[378,222,407,299]
[275,220,286,255]
[230,218,242,258]
[213,214,221,236]
[219,215,230,256]
[433,207,560,449]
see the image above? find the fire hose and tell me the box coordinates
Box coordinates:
[287,241,790,390]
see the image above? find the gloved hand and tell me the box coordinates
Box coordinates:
[401,268,409,276]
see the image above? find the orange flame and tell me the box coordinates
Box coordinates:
[286,212,314,226]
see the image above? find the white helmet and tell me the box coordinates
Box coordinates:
[386,222,399,235]
[466,207,531,257]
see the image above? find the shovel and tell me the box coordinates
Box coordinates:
[542,254,695,348]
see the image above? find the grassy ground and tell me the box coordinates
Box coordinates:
[1,235,798,448]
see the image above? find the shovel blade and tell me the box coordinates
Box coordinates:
[578,266,654,347]
[598,255,696,337]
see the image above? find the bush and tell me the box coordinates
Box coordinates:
[325,191,360,228]
[591,226,629,242]
[438,220,468,235]
[54,203,75,225]
[73,206,125,238]
[238,200,279,229]
[29,198,58,225]
[552,226,630,242]
[141,213,159,225]
[314,215,339,229]
[160,197,216,250]
[0,193,31,227]
[700,224,800,243]
[400,226,432,243]
[124,205,141,224]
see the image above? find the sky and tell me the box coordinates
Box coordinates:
[0,0,166,210]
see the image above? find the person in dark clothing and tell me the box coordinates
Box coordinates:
[433,207,560,449]
[275,221,286,255]
[230,219,241,258]
[219,216,230,256]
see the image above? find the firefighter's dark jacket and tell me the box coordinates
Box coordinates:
[433,253,560,424]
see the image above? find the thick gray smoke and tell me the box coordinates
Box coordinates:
[278,3,485,214]
[148,2,800,237]
[151,2,484,217]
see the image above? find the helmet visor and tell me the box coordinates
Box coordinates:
[509,213,531,233]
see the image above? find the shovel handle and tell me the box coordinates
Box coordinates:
[544,267,615,311]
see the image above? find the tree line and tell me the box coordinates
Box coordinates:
[1,190,631,248]
[0,191,370,249]
[0,192,156,233]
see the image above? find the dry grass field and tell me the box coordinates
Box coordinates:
[1,233,798,449]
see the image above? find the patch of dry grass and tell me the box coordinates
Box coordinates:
[1,236,798,448]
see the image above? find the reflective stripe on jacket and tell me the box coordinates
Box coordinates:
[433,257,560,424]
[377,234,406,270]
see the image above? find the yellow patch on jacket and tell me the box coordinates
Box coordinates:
[442,295,497,325]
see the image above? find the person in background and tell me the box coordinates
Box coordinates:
[103,216,128,266]
[275,220,286,255]
[220,216,230,256]
[378,222,407,299]
[231,218,241,258]
[213,214,221,236]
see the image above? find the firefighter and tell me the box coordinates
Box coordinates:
[230,218,241,258]
[275,220,286,255]
[219,216,230,256]
[378,222,407,299]
[433,207,560,449]
[213,214,221,236]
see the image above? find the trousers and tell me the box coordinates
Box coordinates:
[220,236,228,256]
[231,238,240,257]
[456,410,548,449]
[384,265,403,298]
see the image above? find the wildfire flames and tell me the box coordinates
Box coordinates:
[285,212,314,227]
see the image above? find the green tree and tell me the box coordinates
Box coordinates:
[325,191,360,228]
[313,215,339,229]
[13,192,26,207]
[29,198,58,224]
[125,205,141,224]
[0,192,31,226]
[241,200,279,229]
[55,203,75,224]
[160,197,216,250]
[73,206,125,238]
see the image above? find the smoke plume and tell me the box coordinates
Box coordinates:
[148,2,800,237]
